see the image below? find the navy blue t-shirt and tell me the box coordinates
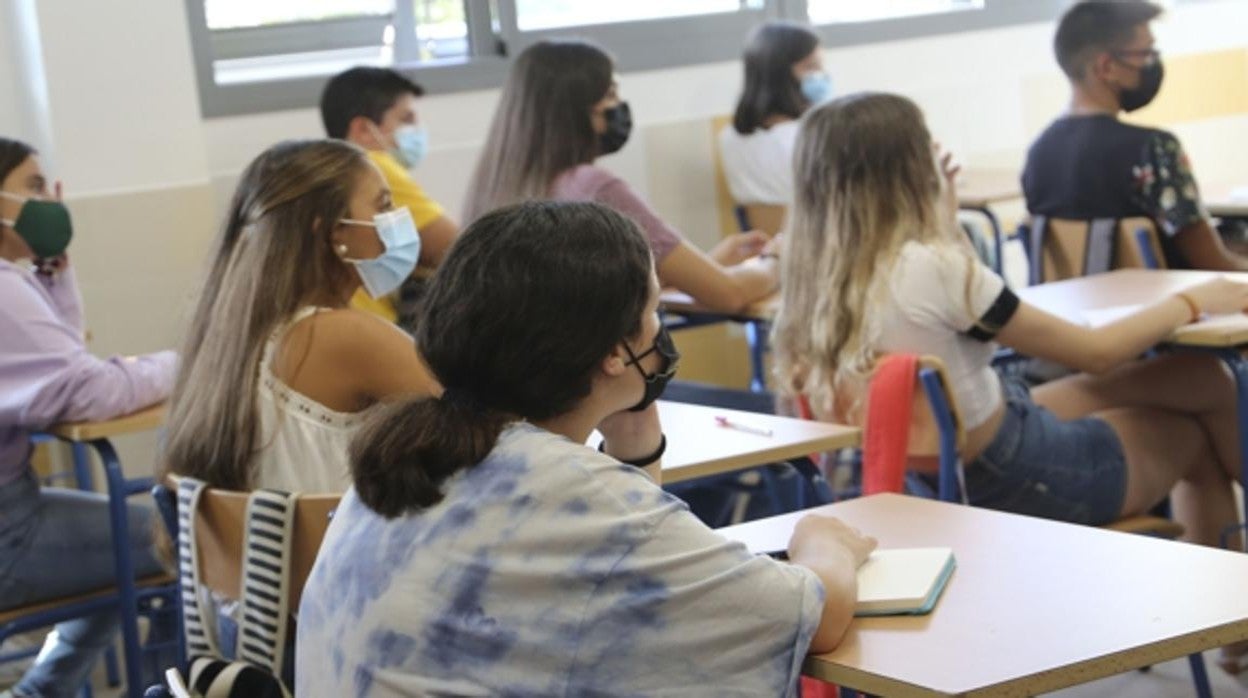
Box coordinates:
[1022,114,1207,268]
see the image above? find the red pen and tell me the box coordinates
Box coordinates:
[714,415,774,437]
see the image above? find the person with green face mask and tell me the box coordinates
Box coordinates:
[0,137,175,698]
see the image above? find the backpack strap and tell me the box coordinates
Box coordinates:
[1084,218,1117,276]
[177,477,222,660]
[863,354,918,496]
[235,488,297,680]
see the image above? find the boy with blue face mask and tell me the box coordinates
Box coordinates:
[320,67,461,332]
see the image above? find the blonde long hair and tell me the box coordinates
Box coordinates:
[162,139,369,490]
[772,92,962,416]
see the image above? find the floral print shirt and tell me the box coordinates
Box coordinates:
[1131,132,1207,237]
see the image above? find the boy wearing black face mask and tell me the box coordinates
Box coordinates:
[1022,0,1248,272]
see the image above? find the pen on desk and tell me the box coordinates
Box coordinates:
[714,415,774,437]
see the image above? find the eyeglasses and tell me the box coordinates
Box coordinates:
[1112,48,1161,65]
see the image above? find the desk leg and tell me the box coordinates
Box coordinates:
[93,438,144,698]
[746,320,769,393]
[1187,652,1213,698]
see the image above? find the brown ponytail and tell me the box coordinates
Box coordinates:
[349,201,653,518]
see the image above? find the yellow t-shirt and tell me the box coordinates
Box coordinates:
[349,150,446,323]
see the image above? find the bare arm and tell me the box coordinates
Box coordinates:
[597,402,664,484]
[417,214,460,267]
[1173,220,1248,272]
[788,514,876,654]
[657,241,778,313]
[997,277,1248,374]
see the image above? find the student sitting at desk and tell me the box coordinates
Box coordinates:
[163,140,436,495]
[320,67,461,332]
[0,137,172,698]
[463,39,778,315]
[298,201,875,697]
[1023,0,1247,270]
[719,21,828,210]
[774,92,1248,548]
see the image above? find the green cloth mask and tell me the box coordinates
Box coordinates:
[0,191,73,258]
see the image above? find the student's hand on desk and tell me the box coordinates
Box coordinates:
[1179,277,1248,316]
[597,402,663,463]
[789,514,877,568]
[710,230,770,266]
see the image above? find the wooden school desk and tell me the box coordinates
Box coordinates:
[1017,268,1248,507]
[719,493,1248,697]
[1206,182,1248,220]
[654,400,859,484]
[957,168,1023,275]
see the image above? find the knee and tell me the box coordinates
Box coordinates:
[1172,353,1236,400]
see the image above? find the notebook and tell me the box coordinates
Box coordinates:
[854,547,956,617]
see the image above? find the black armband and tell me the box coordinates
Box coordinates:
[964,287,1020,342]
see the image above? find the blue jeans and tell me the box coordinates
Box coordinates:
[0,469,164,698]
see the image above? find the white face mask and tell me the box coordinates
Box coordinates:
[339,207,421,299]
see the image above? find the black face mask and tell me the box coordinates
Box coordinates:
[598,102,633,155]
[1118,58,1164,113]
[623,323,680,412]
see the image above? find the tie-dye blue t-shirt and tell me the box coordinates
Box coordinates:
[297,422,824,697]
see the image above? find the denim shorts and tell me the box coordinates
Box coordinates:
[964,374,1127,526]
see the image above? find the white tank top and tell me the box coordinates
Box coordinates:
[253,307,368,494]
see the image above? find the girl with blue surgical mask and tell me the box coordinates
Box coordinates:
[720,21,829,212]
[163,139,437,497]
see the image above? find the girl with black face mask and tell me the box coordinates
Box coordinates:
[463,39,781,315]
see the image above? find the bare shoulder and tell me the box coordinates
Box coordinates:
[284,308,415,362]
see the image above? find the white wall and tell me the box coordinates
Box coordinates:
[201,0,1248,240]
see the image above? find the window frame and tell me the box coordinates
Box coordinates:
[184,0,1071,118]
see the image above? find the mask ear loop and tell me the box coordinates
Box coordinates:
[0,190,25,229]
[622,340,656,381]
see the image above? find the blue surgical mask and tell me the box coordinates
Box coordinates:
[340,207,421,299]
[392,125,428,169]
[800,71,833,106]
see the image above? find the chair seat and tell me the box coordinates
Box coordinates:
[0,573,176,626]
[1104,516,1185,539]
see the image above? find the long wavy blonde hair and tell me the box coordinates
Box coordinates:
[772,92,966,418]
[162,139,369,490]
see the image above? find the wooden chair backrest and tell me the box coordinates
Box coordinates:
[709,114,743,239]
[709,115,790,237]
[1042,216,1166,281]
[742,203,787,237]
[193,489,339,610]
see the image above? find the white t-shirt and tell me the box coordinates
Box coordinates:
[876,241,1013,430]
[717,120,801,206]
[297,422,825,697]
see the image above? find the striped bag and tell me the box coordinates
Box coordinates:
[176,478,296,698]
